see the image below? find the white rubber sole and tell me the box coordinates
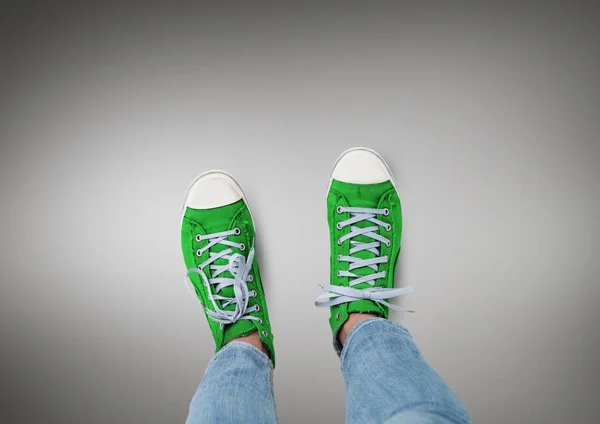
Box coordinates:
[180,170,256,225]
[326,147,399,198]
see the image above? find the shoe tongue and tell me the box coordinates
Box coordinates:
[217,251,257,343]
[331,179,395,316]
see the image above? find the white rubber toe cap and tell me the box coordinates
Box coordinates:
[331,148,393,184]
[184,171,244,209]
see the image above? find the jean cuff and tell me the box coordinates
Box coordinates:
[340,318,410,365]
[206,341,274,371]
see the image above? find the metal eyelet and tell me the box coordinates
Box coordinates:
[262,330,268,337]
[255,305,260,312]
[385,240,391,247]
[240,243,246,251]
[196,249,202,256]
[337,254,342,260]
[248,274,254,282]
[336,312,341,319]
[337,239,343,246]
[385,224,391,231]
[337,270,342,277]
[258,318,263,324]
[383,208,389,216]
[336,222,342,230]
[195,234,202,242]
[234,227,241,235]
[250,290,257,297]
[336,206,343,214]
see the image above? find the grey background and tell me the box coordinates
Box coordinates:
[1,1,599,423]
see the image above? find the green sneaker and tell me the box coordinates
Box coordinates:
[181,171,275,365]
[315,147,414,352]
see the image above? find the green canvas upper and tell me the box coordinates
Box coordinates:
[181,198,275,365]
[325,179,403,351]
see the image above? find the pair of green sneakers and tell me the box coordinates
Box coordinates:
[181,147,413,366]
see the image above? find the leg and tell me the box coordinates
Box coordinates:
[315,148,471,423]
[181,172,278,423]
[342,318,470,424]
[186,341,277,424]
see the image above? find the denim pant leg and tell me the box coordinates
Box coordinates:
[342,318,471,424]
[186,342,278,424]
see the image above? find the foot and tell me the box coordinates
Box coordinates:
[181,171,275,364]
[315,148,414,352]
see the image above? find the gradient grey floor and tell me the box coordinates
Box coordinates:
[1,2,599,423]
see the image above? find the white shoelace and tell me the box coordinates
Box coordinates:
[186,228,261,325]
[315,206,414,312]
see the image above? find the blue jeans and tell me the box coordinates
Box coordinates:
[186,318,470,424]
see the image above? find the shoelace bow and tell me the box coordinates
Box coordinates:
[315,206,414,312]
[187,228,260,325]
